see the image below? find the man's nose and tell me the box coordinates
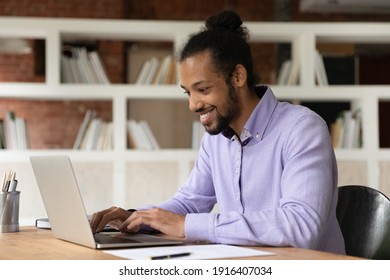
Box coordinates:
[188,93,202,112]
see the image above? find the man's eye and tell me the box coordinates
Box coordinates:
[199,87,210,94]
[183,90,190,96]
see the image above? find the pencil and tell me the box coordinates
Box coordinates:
[10,179,18,192]
[1,172,6,192]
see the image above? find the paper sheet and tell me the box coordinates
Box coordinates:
[104,244,274,260]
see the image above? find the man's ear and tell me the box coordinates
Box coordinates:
[232,64,247,87]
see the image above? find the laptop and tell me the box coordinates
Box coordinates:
[30,155,182,249]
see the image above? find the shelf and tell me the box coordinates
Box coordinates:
[0,84,183,99]
[0,148,199,161]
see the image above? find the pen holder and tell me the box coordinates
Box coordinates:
[0,191,20,233]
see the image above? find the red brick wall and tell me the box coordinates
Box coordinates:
[123,0,275,21]
[0,51,44,83]
[0,0,124,19]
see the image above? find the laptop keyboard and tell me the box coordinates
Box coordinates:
[94,233,141,244]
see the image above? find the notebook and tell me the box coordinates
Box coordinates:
[30,155,182,249]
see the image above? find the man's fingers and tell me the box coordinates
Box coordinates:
[90,207,114,232]
[91,207,132,233]
[118,208,184,236]
[119,211,146,232]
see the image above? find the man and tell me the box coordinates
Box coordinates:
[91,10,345,254]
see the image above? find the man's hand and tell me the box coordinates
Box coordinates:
[119,208,185,238]
[90,206,133,233]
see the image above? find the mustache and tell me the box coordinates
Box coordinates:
[195,106,215,114]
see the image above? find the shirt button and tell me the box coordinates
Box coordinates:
[255,133,260,139]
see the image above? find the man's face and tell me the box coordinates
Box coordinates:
[180,52,240,135]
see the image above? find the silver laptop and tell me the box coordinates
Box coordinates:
[30,155,182,249]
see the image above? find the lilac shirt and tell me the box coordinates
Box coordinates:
[156,86,345,254]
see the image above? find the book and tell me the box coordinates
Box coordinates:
[35,217,116,231]
[2,111,29,150]
[331,117,343,148]
[315,50,328,86]
[277,59,292,85]
[68,55,82,83]
[137,121,154,150]
[151,57,165,85]
[127,120,146,149]
[103,122,113,150]
[96,122,108,150]
[4,111,17,149]
[143,57,160,85]
[73,110,113,150]
[286,60,299,85]
[71,48,90,83]
[73,109,95,149]
[77,47,99,83]
[35,217,51,229]
[341,110,355,148]
[62,47,110,84]
[61,55,74,83]
[164,59,177,84]
[84,118,103,150]
[139,120,160,149]
[153,55,172,85]
[15,117,28,150]
[135,59,151,84]
[127,121,138,149]
[330,109,362,149]
[127,119,159,150]
[127,45,173,84]
[88,51,110,84]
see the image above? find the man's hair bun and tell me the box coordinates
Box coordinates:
[179,9,259,87]
[205,10,249,41]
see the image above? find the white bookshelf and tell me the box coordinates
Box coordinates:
[1,17,390,224]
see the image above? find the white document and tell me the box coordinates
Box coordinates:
[104,244,274,260]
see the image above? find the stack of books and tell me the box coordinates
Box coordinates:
[135,55,176,85]
[315,50,329,86]
[0,111,29,150]
[331,109,362,149]
[73,110,113,150]
[61,46,110,84]
[127,119,159,150]
[276,59,299,85]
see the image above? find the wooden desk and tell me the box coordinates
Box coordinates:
[0,227,358,260]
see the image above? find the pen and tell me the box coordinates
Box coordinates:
[149,252,191,260]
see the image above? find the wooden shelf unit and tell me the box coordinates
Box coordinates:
[1,17,390,224]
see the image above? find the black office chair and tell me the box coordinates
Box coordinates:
[336,185,390,259]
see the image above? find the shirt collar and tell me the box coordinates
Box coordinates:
[222,85,278,145]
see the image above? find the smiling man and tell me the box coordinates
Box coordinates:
[91,10,345,254]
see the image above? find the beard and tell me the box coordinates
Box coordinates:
[204,82,240,135]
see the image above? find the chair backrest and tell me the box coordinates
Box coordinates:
[336,185,390,259]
